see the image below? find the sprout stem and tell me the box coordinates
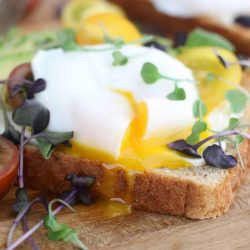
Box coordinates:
[6,189,77,250]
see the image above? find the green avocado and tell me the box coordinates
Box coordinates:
[0,28,75,79]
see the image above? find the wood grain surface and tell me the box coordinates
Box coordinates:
[0,171,250,250]
[0,0,250,249]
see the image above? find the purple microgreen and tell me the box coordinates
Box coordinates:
[63,174,96,206]
[7,189,78,250]
[193,99,207,118]
[167,83,186,100]
[144,41,166,51]
[144,36,169,51]
[225,89,249,113]
[169,129,250,160]
[27,78,46,98]
[8,196,47,247]
[12,99,50,134]
[65,174,95,190]
[186,120,207,144]
[173,32,187,48]
[168,139,201,158]
[235,15,250,27]
[12,188,29,214]
[213,49,250,68]
[112,51,128,66]
[9,78,43,98]
[213,48,230,68]
[43,199,88,250]
[203,144,237,169]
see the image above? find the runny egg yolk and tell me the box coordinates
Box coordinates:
[61,46,242,172]
[62,89,192,171]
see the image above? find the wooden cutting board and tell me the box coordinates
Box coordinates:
[0,1,250,249]
[0,171,250,250]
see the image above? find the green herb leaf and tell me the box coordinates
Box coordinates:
[36,138,55,159]
[112,51,128,66]
[36,131,73,159]
[193,100,207,118]
[225,89,249,113]
[12,99,50,134]
[141,62,161,84]
[187,120,207,144]
[227,118,240,130]
[44,199,88,250]
[167,84,186,100]
[38,131,73,145]
[186,28,235,51]
[235,135,244,144]
[12,188,29,213]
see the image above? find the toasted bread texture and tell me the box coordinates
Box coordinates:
[24,138,249,219]
[109,0,250,56]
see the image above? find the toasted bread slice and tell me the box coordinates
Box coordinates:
[24,134,249,219]
[109,0,250,56]
[23,71,250,220]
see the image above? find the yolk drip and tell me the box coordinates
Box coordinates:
[61,46,242,173]
[61,89,192,171]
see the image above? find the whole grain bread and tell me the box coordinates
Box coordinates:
[23,135,249,219]
[109,0,250,56]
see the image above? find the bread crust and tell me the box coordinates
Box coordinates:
[109,0,250,56]
[24,137,249,219]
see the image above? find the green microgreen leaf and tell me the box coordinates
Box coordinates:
[167,83,186,100]
[186,28,235,51]
[227,118,240,130]
[187,120,207,144]
[12,99,50,134]
[36,131,73,159]
[112,51,128,66]
[38,131,73,145]
[141,62,161,84]
[235,134,244,144]
[36,138,55,159]
[44,199,88,250]
[193,100,207,118]
[225,89,249,113]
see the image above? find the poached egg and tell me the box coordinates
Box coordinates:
[32,45,198,171]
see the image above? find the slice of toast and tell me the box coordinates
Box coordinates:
[109,0,250,56]
[23,71,250,220]
[23,133,249,219]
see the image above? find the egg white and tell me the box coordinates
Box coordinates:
[32,45,198,157]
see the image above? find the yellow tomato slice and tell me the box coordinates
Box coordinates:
[76,13,141,45]
[177,47,242,112]
[62,0,124,31]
